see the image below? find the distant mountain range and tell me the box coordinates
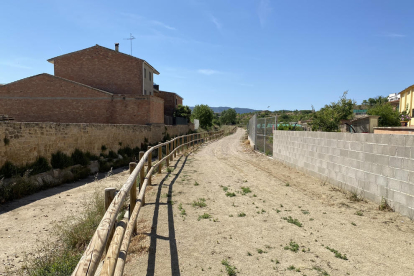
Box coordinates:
[189,106,259,114]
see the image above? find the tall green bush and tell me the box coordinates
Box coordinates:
[51,151,73,169]
[367,103,400,126]
[192,104,214,129]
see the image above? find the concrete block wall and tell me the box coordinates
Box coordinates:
[273,131,414,219]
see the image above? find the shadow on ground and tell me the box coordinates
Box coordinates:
[0,167,128,214]
[146,155,187,276]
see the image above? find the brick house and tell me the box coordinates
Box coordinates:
[0,44,183,125]
[154,90,184,124]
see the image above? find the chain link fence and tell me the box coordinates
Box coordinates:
[247,115,278,156]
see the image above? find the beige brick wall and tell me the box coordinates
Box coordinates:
[0,122,192,167]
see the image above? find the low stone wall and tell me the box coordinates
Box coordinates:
[0,122,192,167]
[273,130,414,219]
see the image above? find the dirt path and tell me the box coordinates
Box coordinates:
[0,168,129,275]
[125,128,414,276]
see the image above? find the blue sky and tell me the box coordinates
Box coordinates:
[1,0,414,111]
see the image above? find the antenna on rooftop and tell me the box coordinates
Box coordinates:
[123,33,135,56]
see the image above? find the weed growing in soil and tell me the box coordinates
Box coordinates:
[198,213,211,221]
[22,190,106,275]
[349,191,363,202]
[194,181,199,186]
[257,248,267,254]
[351,222,356,226]
[178,203,187,218]
[192,198,207,208]
[241,186,251,195]
[221,259,237,276]
[313,266,330,276]
[326,246,348,260]
[226,192,236,197]
[355,210,363,216]
[379,197,393,212]
[167,167,173,173]
[287,265,296,270]
[271,259,280,264]
[222,186,229,192]
[284,241,299,252]
[283,216,302,227]
[301,210,310,215]
[285,183,290,187]
[238,212,246,217]
[247,252,252,256]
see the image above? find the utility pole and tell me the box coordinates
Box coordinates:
[123,33,135,56]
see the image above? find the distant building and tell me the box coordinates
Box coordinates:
[398,85,414,126]
[388,93,400,111]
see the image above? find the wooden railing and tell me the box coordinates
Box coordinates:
[72,128,236,276]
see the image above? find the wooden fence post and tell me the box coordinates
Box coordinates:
[158,143,162,174]
[147,147,152,190]
[176,138,179,155]
[169,141,173,162]
[129,162,137,233]
[166,142,170,167]
[139,151,145,206]
[174,139,177,158]
[104,187,116,253]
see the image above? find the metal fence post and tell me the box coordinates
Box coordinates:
[264,117,266,154]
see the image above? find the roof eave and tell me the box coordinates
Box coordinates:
[144,61,160,75]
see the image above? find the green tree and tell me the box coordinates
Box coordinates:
[192,104,214,129]
[367,103,400,126]
[311,91,355,132]
[173,105,192,120]
[361,96,388,107]
[220,108,237,125]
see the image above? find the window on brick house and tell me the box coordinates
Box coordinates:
[144,68,146,78]
[144,90,147,95]
[149,72,152,81]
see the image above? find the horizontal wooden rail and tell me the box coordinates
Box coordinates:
[72,128,237,276]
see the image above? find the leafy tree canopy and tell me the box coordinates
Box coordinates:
[367,103,400,127]
[311,91,355,132]
[220,108,237,125]
[361,96,388,107]
[173,105,192,120]
[192,104,214,129]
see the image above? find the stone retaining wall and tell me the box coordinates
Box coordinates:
[0,122,192,167]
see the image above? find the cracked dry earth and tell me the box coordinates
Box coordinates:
[124,128,414,276]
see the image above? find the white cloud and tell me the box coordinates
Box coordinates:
[0,61,31,69]
[198,69,222,75]
[150,20,176,30]
[210,15,222,31]
[379,32,406,38]
[258,0,272,27]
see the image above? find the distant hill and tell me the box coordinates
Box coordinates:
[189,106,259,114]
